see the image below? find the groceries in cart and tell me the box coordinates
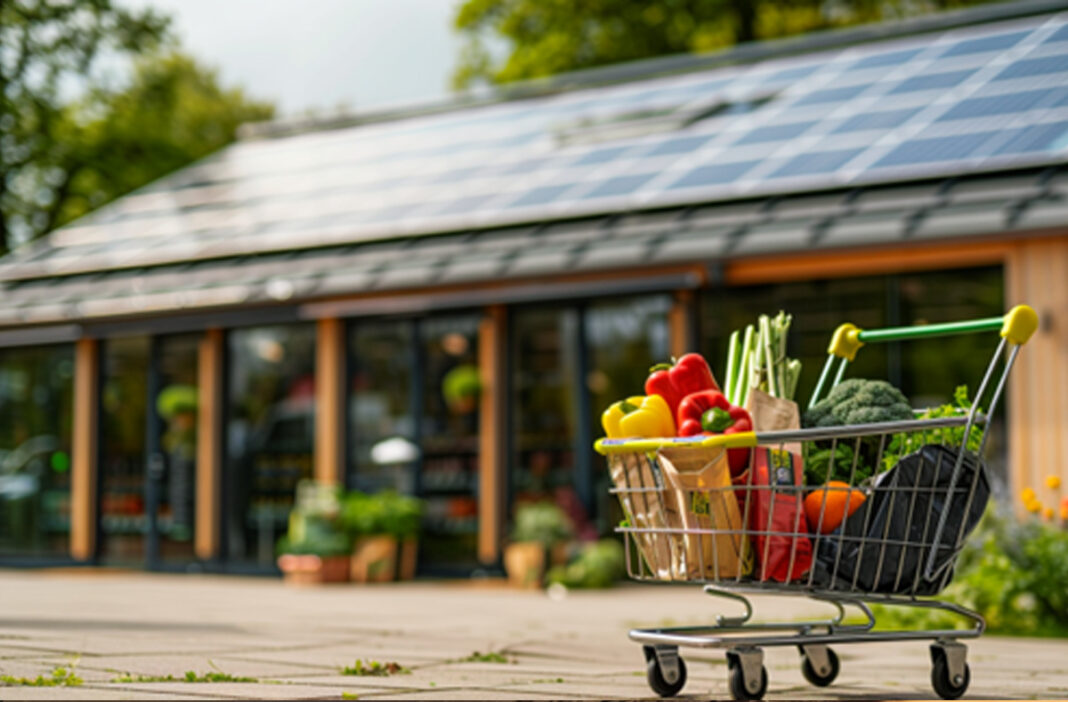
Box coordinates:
[598,310,994,592]
[593,304,1037,701]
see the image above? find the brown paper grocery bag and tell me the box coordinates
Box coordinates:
[608,452,681,579]
[746,387,802,455]
[658,446,750,580]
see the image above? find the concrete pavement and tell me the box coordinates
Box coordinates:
[0,569,1065,700]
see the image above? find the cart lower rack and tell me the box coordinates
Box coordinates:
[595,305,1037,700]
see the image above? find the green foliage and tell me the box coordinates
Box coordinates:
[803,442,866,486]
[340,490,423,538]
[872,512,1068,637]
[111,671,256,683]
[1,0,273,252]
[451,0,1000,88]
[882,385,983,472]
[1,666,82,687]
[442,364,482,408]
[546,538,625,589]
[341,660,410,677]
[511,501,573,548]
[276,507,350,558]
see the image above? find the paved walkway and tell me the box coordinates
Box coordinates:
[0,569,1065,700]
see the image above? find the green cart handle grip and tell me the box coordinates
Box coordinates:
[827,304,1039,360]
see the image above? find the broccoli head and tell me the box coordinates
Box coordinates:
[803,378,913,428]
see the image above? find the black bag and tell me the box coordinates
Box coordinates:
[812,444,990,595]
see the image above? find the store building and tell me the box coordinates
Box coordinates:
[1,2,1066,574]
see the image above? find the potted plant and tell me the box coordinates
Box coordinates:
[442,364,481,414]
[505,501,574,589]
[342,491,398,583]
[276,483,351,585]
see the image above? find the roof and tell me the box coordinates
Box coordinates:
[0,166,1063,334]
[2,5,1068,333]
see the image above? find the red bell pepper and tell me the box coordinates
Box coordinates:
[676,390,752,475]
[645,353,719,416]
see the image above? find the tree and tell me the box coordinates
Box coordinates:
[48,52,274,233]
[0,2,274,254]
[452,0,1001,89]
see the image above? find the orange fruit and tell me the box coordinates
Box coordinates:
[805,481,866,534]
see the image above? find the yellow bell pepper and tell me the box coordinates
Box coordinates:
[601,395,675,438]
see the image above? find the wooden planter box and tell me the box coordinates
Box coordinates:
[397,538,418,580]
[277,554,350,586]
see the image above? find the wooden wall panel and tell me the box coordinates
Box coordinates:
[315,317,345,485]
[70,338,99,561]
[195,328,224,560]
[1006,237,1068,518]
[478,305,507,565]
[669,290,696,358]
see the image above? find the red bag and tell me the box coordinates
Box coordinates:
[741,447,812,583]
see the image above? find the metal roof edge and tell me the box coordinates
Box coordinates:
[239,0,1063,141]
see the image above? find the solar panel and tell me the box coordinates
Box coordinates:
[889,69,976,94]
[994,54,1068,81]
[834,108,921,132]
[7,11,1068,281]
[734,121,817,145]
[936,88,1053,121]
[669,161,760,189]
[581,173,657,199]
[939,30,1029,57]
[770,148,865,177]
[874,131,1000,167]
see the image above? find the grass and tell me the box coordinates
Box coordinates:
[110,670,257,683]
[1,666,83,687]
[342,693,360,700]
[341,660,410,677]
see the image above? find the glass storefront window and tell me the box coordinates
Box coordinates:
[155,334,200,564]
[347,315,481,572]
[585,296,671,535]
[100,336,150,564]
[226,324,315,567]
[0,344,74,558]
[349,321,416,494]
[510,307,581,526]
[418,315,480,570]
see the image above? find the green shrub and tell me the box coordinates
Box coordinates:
[872,510,1068,637]
[340,490,424,538]
[511,502,573,548]
[546,539,625,589]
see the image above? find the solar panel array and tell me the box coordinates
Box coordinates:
[5,11,1068,281]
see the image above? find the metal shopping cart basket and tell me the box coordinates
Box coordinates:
[595,305,1038,700]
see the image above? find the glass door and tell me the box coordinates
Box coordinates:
[98,334,200,568]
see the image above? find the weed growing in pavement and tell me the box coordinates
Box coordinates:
[456,650,513,664]
[111,671,257,683]
[342,693,360,700]
[341,660,410,677]
[1,666,83,687]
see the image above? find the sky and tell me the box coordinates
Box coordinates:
[127,0,463,117]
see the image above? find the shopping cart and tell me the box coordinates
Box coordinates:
[595,305,1038,700]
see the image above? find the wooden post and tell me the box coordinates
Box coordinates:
[478,305,507,565]
[195,328,224,560]
[315,317,345,486]
[1005,237,1068,516]
[669,289,696,358]
[70,338,99,561]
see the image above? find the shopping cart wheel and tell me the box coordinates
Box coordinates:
[930,642,970,700]
[727,649,767,701]
[799,645,839,687]
[643,646,687,697]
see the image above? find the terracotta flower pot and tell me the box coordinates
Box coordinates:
[504,541,545,589]
[351,535,398,583]
[277,554,350,586]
